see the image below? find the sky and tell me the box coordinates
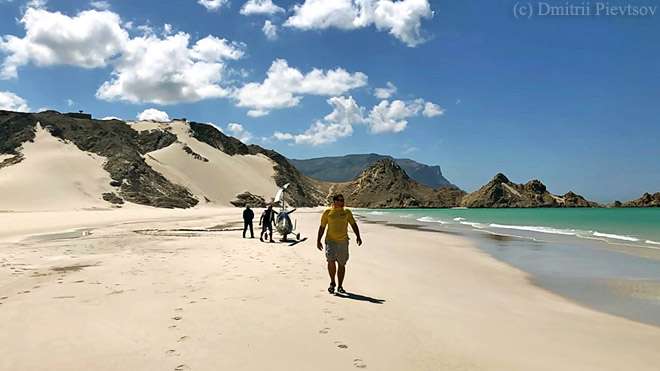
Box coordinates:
[0,0,658,203]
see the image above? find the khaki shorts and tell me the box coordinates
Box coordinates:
[325,239,349,265]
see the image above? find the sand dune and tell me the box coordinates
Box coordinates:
[129,120,280,206]
[0,124,115,211]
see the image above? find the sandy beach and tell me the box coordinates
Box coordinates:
[1,206,659,370]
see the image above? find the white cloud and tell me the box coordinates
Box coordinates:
[137,108,169,122]
[227,123,252,143]
[96,33,245,105]
[26,0,47,8]
[234,59,367,115]
[366,99,423,133]
[247,109,269,117]
[0,91,29,112]
[284,0,433,47]
[423,101,444,117]
[402,146,417,154]
[273,131,293,140]
[90,1,110,10]
[293,96,363,145]
[66,99,74,106]
[0,7,129,79]
[162,23,172,36]
[241,0,284,15]
[101,116,120,120]
[262,20,278,40]
[374,81,396,99]
[198,0,229,11]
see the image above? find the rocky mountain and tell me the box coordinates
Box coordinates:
[332,159,465,208]
[288,153,457,189]
[0,110,325,209]
[460,173,598,208]
[619,192,660,207]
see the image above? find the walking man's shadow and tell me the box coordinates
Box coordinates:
[335,291,385,304]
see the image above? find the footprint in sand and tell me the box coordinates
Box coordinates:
[17,290,30,294]
[177,336,189,342]
[319,327,330,334]
[165,349,179,356]
[353,359,367,368]
[168,325,178,330]
[172,316,183,321]
[334,316,345,321]
[174,364,191,371]
[335,341,348,349]
[174,308,183,312]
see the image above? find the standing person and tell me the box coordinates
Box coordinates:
[243,205,254,238]
[259,204,275,242]
[317,194,362,294]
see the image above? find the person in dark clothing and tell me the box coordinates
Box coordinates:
[259,204,275,242]
[243,205,254,238]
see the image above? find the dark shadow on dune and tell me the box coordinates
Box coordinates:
[335,292,385,304]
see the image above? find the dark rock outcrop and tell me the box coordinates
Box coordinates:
[461,173,597,208]
[622,192,660,207]
[230,192,266,208]
[334,159,465,208]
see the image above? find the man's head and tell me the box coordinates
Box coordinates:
[246,205,250,209]
[267,204,272,210]
[332,194,345,207]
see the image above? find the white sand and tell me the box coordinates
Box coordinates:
[128,120,280,206]
[0,124,115,211]
[1,207,659,370]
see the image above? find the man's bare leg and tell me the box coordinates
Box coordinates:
[337,264,345,288]
[327,260,336,284]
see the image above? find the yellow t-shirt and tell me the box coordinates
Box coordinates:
[320,206,356,242]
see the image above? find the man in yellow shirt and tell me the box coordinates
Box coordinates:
[317,194,362,294]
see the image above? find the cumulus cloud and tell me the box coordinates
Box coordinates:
[198,0,229,11]
[374,81,396,99]
[0,91,29,112]
[0,7,129,79]
[423,101,444,117]
[66,99,74,106]
[101,116,120,120]
[96,33,245,105]
[234,59,367,116]
[366,99,421,133]
[273,131,293,140]
[241,0,284,15]
[262,20,278,40]
[137,108,170,122]
[26,0,47,8]
[284,0,434,47]
[90,1,110,10]
[227,123,253,143]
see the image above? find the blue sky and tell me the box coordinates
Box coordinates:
[0,0,658,203]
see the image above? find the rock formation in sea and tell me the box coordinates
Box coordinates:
[460,173,598,208]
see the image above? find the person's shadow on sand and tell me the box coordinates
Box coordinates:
[335,292,385,304]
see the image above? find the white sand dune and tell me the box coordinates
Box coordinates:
[129,120,280,206]
[0,124,115,211]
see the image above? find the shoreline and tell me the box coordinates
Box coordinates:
[356,211,660,327]
[2,207,660,370]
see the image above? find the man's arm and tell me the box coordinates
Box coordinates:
[350,222,362,246]
[317,226,326,251]
[259,213,264,226]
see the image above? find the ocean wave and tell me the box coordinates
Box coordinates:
[460,221,487,229]
[646,240,660,245]
[366,211,388,216]
[592,232,639,242]
[417,216,436,223]
[453,217,465,221]
[400,214,415,218]
[488,223,577,236]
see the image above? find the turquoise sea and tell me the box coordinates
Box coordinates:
[357,207,660,249]
[355,208,660,326]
